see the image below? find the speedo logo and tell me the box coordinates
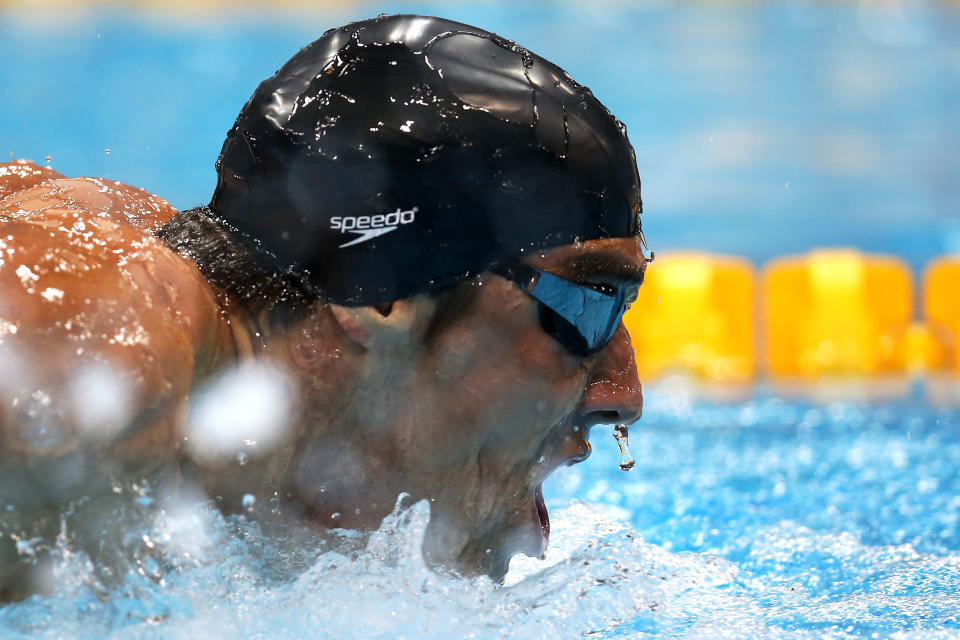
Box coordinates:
[330,207,418,248]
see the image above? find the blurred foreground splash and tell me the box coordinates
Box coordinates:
[2,389,960,639]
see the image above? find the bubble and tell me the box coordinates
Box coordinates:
[65,361,134,442]
[185,360,295,464]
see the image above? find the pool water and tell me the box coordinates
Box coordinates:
[1,388,959,638]
[2,0,960,637]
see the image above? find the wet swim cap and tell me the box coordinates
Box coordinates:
[211,14,642,305]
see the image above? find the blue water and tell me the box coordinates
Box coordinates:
[3,1,960,637]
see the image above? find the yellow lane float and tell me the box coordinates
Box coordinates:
[762,249,913,377]
[624,249,959,383]
[623,252,755,383]
[923,257,960,371]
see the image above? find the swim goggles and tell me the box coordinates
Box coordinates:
[494,263,632,357]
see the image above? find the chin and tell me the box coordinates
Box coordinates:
[420,497,542,583]
[439,476,578,582]
[424,426,593,581]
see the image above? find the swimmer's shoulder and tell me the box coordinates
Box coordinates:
[0,159,64,199]
[0,159,177,231]
[0,160,231,458]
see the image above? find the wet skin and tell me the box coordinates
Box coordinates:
[0,160,646,582]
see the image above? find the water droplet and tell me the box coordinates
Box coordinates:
[104,148,111,155]
[613,424,635,471]
[236,451,248,466]
[44,155,51,163]
[242,494,256,511]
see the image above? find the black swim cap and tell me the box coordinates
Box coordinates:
[211,14,642,305]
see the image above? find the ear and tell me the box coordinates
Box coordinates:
[328,296,435,349]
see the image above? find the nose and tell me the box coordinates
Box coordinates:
[577,324,644,427]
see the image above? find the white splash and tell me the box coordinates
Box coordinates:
[1,496,720,640]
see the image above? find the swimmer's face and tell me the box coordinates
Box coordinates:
[414,236,647,579]
[285,236,646,581]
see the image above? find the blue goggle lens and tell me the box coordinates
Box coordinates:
[497,264,628,357]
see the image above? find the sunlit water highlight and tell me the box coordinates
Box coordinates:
[2,387,959,638]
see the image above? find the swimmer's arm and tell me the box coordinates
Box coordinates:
[0,188,229,460]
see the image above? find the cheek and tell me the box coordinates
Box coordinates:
[425,305,588,438]
[499,300,590,403]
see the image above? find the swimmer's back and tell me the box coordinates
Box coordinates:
[0,160,229,459]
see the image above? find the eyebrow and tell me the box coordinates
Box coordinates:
[567,251,647,287]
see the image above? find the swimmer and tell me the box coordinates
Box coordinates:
[0,14,647,596]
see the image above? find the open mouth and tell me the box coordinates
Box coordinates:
[529,434,591,558]
[535,483,549,546]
